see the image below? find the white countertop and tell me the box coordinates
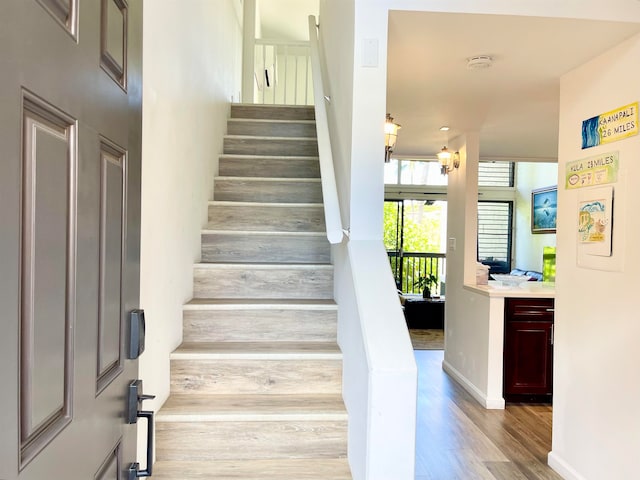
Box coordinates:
[464,281,555,298]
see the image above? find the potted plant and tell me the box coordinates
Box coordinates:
[414,273,438,298]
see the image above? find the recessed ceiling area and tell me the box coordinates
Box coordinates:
[257,0,318,41]
[387,11,640,160]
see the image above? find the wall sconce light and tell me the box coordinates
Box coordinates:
[437,146,460,175]
[384,113,401,163]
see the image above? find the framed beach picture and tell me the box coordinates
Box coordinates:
[531,186,557,234]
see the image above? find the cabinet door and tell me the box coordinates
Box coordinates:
[504,320,553,398]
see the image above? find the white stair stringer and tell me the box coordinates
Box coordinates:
[153,104,351,479]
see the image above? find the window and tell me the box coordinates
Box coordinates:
[384,158,516,278]
[478,161,514,187]
[384,199,447,294]
[384,159,447,186]
[477,201,513,274]
[477,161,515,274]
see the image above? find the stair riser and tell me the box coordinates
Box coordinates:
[219,156,320,179]
[227,120,317,138]
[183,309,337,343]
[207,204,325,232]
[151,459,352,480]
[201,233,330,264]
[156,421,347,461]
[231,104,315,121]
[224,137,319,157]
[194,266,334,299]
[214,179,322,203]
[170,359,342,395]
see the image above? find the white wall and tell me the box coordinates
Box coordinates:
[320,1,417,478]
[258,0,318,41]
[139,0,242,450]
[549,32,640,480]
[514,162,557,272]
[442,134,508,408]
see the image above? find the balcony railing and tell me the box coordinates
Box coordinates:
[387,251,446,295]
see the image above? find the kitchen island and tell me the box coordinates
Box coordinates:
[443,281,555,409]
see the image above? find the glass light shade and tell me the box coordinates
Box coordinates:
[437,146,452,166]
[385,114,400,149]
[438,147,460,174]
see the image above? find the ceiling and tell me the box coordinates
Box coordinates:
[258,0,318,41]
[387,12,640,161]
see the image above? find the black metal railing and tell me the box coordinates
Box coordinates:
[387,251,446,295]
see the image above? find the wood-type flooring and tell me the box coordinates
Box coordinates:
[410,329,445,350]
[415,350,562,480]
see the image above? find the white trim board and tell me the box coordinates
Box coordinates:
[442,360,505,410]
[548,451,588,480]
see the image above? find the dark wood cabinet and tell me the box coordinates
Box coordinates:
[503,298,554,402]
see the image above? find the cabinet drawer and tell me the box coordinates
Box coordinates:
[505,298,554,321]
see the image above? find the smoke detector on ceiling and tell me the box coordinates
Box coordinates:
[466,55,493,70]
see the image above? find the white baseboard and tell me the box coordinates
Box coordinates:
[548,451,587,480]
[442,360,505,409]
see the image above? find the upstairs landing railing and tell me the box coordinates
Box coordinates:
[253,39,313,105]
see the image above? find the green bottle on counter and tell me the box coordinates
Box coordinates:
[542,246,556,282]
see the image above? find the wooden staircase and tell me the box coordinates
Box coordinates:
[152,104,352,479]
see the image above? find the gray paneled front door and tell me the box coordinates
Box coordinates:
[0,1,143,479]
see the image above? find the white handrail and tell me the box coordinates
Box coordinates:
[308,15,344,244]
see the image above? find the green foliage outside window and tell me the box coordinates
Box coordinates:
[384,200,445,293]
[384,201,443,253]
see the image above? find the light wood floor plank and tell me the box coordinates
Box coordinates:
[415,350,563,480]
[484,461,531,480]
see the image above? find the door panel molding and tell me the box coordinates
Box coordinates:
[96,138,127,394]
[94,439,121,480]
[36,0,78,40]
[100,0,128,89]
[20,90,77,468]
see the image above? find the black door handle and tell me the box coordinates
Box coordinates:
[127,380,156,479]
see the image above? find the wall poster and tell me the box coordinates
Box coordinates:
[577,185,614,257]
[531,186,557,234]
[581,102,638,149]
[565,151,619,189]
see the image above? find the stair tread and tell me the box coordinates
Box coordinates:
[224,134,317,141]
[202,229,326,236]
[158,393,347,419]
[228,118,316,125]
[215,176,321,182]
[209,200,323,207]
[173,341,341,357]
[220,154,319,160]
[152,458,351,479]
[184,298,337,308]
[193,262,333,269]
